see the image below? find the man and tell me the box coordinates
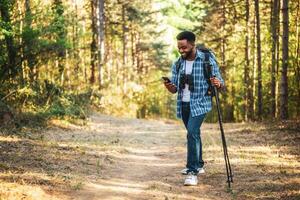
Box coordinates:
[163,31,224,186]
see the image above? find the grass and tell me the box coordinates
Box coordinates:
[220,121,300,200]
[71,181,84,191]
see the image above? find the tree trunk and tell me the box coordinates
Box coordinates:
[136,32,141,76]
[131,26,135,69]
[280,0,289,119]
[255,0,263,120]
[296,0,300,117]
[129,24,136,81]
[251,5,256,119]
[24,0,37,84]
[82,20,88,84]
[221,0,226,77]
[90,0,98,84]
[276,0,280,118]
[220,0,231,121]
[122,3,128,91]
[98,0,105,89]
[231,67,236,121]
[270,0,279,118]
[53,0,66,86]
[113,37,119,85]
[72,0,80,83]
[65,49,71,89]
[17,1,25,85]
[244,0,251,121]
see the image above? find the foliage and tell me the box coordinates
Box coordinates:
[0,0,299,128]
[0,79,91,130]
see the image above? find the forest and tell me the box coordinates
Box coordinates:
[0,1,300,200]
[0,0,299,123]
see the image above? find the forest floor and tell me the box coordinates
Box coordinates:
[0,113,299,200]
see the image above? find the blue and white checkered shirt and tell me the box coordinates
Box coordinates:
[171,49,224,119]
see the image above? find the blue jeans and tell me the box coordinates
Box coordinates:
[181,102,206,173]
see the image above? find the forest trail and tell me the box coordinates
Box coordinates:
[0,113,299,199]
[66,114,233,200]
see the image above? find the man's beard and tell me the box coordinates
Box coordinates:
[181,49,193,59]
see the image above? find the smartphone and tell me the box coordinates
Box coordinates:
[162,76,171,83]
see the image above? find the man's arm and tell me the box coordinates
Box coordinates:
[164,61,178,94]
[209,54,225,89]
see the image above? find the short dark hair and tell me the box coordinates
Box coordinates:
[176,31,196,43]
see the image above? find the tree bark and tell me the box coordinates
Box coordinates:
[255,0,263,120]
[24,0,37,84]
[276,0,280,118]
[220,0,232,121]
[244,0,251,121]
[280,0,289,119]
[17,1,25,85]
[221,0,227,77]
[296,0,300,117]
[251,3,256,119]
[72,0,80,83]
[270,0,279,118]
[90,0,98,84]
[98,0,105,89]
[122,3,128,91]
[53,0,66,86]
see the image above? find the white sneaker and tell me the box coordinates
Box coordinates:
[184,172,198,186]
[181,167,205,175]
[198,168,205,174]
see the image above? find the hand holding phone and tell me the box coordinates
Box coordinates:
[162,76,177,93]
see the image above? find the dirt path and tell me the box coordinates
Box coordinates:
[63,114,233,200]
[0,113,299,199]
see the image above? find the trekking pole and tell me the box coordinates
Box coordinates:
[212,84,234,188]
[207,68,233,188]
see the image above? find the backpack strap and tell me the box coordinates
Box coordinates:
[203,50,212,81]
[198,48,215,96]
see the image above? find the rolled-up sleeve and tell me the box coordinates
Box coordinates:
[171,62,178,88]
[209,55,224,86]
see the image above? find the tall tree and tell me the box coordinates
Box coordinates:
[220,0,234,121]
[244,0,251,121]
[296,0,300,116]
[98,0,105,89]
[90,0,98,84]
[0,0,18,82]
[254,0,262,120]
[52,0,67,85]
[72,0,80,82]
[122,2,128,90]
[280,0,289,119]
[23,0,38,84]
[270,0,280,118]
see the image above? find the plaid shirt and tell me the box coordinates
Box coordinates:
[171,49,224,119]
